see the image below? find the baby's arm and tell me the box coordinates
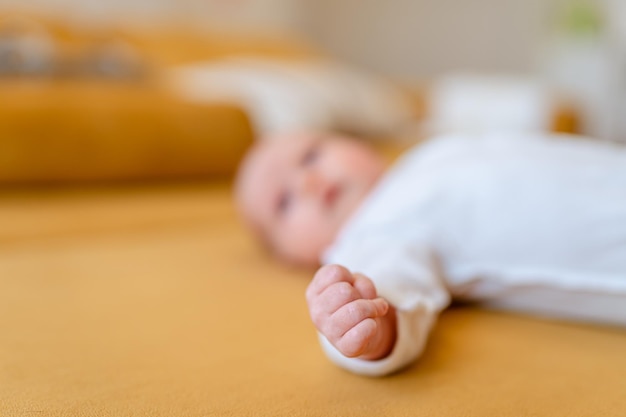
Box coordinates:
[305,264,397,361]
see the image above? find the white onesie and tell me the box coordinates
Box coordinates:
[321,132,626,376]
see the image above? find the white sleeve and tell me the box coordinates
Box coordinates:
[320,244,451,376]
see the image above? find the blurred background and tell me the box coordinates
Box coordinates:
[0,0,624,185]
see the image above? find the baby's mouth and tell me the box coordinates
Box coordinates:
[323,184,342,209]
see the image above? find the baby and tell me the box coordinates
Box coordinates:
[235,130,626,376]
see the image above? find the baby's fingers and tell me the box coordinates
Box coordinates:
[309,281,361,327]
[353,273,377,300]
[335,318,378,358]
[325,298,389,344]
[306,264,353,304]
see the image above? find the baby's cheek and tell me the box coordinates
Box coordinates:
[283,215,335,264]
[305,213,336,242]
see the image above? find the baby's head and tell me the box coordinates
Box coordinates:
[235,131,385,267]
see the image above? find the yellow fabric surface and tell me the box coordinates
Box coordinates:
[1,183,625,416]
[0,80,253,184]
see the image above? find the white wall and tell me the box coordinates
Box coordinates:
[298,0,559,80]
[298,0,626,141]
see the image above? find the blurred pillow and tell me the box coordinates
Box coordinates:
[424,73,559,135]
[166,57,416,138]
[0,81,254,184]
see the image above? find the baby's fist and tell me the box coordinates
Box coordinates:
[305,264,396,360]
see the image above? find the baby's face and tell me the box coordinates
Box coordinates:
[236,132,385,266]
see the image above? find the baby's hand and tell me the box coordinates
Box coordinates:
[305,264,396,360]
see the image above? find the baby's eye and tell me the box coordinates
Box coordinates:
[301,145,320,166]
[276,190,292,215]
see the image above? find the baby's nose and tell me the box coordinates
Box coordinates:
[296,170,325,197]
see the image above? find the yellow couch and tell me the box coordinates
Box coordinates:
[0,14,316,184]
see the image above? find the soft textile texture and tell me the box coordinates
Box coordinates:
[168,57,416,137]
[1,182,625,416]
